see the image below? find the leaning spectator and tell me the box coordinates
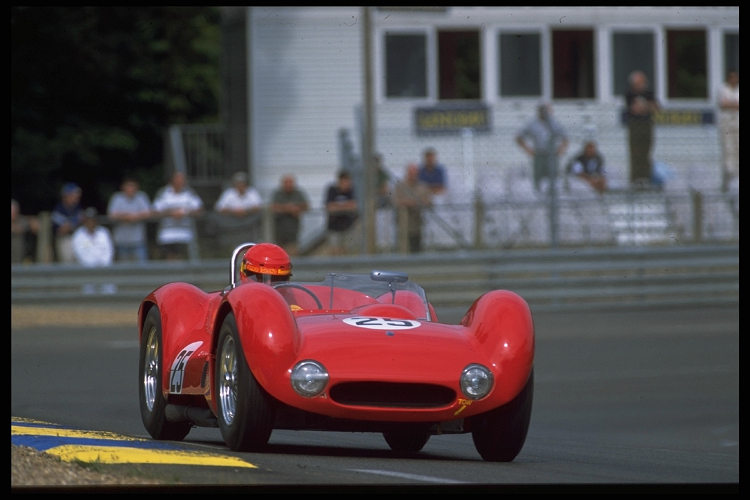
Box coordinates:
[51,182,83,263]
[107,177,152,263]
[324,170,359,255]
[152,171,204,260]
[213,171,264,251]
[394,163,432,253]
[417,147,448,196]
[11,198,39,264]
[214,171,263,218]
[270,174,309,256]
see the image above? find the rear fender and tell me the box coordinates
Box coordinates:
[461,290,535,403]
[139,283,218,395]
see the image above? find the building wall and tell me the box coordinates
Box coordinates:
[250,7,363,207]
[247,6,738,210]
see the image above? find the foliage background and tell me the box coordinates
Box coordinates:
[11,6,221,214]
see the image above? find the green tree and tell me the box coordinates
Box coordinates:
[11,6,221,213]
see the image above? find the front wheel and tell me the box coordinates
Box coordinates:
[215,313,275,451]
[139,306,192,441]
[470,370,534,462]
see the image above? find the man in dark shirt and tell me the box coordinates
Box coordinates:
[625,70,659,188]
[325,170,358,255]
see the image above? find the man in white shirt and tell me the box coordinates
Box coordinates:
[152,171,204,260]
[213,171,264,253]
[71,207,116,294]
[214,171,263,216]
[72,207,114,267]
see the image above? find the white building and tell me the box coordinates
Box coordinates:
[196,6,739,251]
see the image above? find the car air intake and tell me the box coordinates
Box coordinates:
[329,382,455,408]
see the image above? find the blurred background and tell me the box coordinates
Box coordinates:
[11,6,739,262]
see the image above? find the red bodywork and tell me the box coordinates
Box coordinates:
[138,279,534,427]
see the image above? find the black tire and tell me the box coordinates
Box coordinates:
[139,307,192,441]
[383,425,431,453]
[470,370,534,462]
[215,312,275,451]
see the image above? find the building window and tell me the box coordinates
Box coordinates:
[551,29,595,99]
[723,32,739,75]
[666,29,707,99]
[498,32,541,97]
[384,33,427,98]
[437,29,481,100]
[612,32,655,96]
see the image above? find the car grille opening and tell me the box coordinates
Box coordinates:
[329,382,455,408]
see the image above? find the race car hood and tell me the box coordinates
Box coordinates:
[291,313,499,384]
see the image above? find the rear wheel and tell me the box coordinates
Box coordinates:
[215,313,275,451]
[139,306,192,441]
[470,370,534,462]
[383,424,431,453]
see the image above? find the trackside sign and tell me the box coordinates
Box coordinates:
[415,105,491,135]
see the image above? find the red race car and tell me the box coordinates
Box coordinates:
[138,242,534,461]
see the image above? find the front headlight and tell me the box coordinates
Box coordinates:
[290,360,329,397]
[460,364,494,400]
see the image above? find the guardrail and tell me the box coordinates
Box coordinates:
[11,243,738,314]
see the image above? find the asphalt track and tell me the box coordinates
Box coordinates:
[11,304,739,492]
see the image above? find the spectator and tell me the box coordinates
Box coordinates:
[107,177,152,263]
[71,207,116,294]
[213,171,264,250]
[324,170,359,255]
[717,69,739,192]
[417,147,447,196]
[50,182,84,263]
[11,198,39,264]
[214,171,263,218]
[152,171,204,260]
[565,141,607,195]
[270,174,309,256]
[624,70,660,188]
[372,153,392,208]
[394,163,433,253]
[72,207,114,267]
[515,103,569,192]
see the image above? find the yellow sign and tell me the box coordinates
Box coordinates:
[416,106,491,134]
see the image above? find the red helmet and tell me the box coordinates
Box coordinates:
[240,243,292,284]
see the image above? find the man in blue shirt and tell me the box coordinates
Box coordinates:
[417,147,447,196]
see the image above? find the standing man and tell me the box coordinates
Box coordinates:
[516,103,569,192]
[394,163,432,253]
[214,171,263,218]
[152,171,204,260]
[213,171,264,250]
[717,70,739,192]
[51,182,84,263]
[417,147,447,196]
[324,170,358,255]
[107,176,152,263]
[270,174,309,256]
[624,70,659,188]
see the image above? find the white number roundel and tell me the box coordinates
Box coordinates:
[343,316,421,330]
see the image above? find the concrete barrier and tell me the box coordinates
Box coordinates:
[11,243,738,314]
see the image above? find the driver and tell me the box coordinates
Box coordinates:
[240,242,292,285]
